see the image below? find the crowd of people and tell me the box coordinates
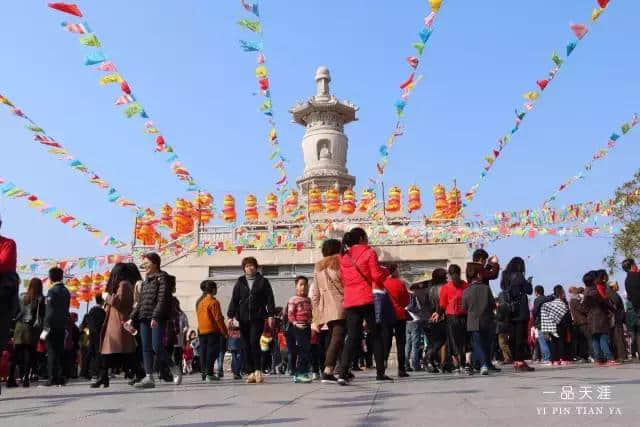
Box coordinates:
[2,220,640,394]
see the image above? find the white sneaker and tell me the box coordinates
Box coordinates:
[172,367,183,385]
[311,373,319,381]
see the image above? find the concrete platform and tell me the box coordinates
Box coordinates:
[1,362,639,427]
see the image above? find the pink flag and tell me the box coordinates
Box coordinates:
[256,53,265,64]
[114,94,133,105]
[97,61,117,72]
[424,12,436,28]
[570,23,588,40]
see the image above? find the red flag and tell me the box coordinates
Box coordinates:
[48,3,83,17]
[295,242,304,252]
[536,79,549,91]
[399,73,415,90]
[235,245,244,254]
[597,0,609,8]
[121,81,131,94]
[584,227,594,237]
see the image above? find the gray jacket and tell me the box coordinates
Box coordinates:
[463,282,496,332]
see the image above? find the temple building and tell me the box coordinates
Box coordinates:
[152,67,468,324]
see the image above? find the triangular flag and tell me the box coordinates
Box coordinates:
[569,23,588,40]
[84,51,106,65]
[424,11,436,28]
[591,8,604,22]
[412,42,425,55]
[48,2,83,17]
[428,0,442,13]
[79,33,101,47]
[566,41,577,56]
[536,79,548,91]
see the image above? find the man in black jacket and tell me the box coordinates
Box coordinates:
[80,295,106,379]
[43,267,70,386]
[532,285,553,363]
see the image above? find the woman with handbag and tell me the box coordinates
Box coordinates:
[336,228,390,385]
[6,278,45,388]
[91,263,140,388]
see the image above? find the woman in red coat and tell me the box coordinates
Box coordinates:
[336,228,390,385]
[383,264,410,377]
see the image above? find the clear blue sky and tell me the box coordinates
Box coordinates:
[1,1,638,291]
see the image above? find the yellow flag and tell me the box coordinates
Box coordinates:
[523,91,539,101]
[429,0,443,12]
[591,8,604,22]
[255,65,268,78]
[0,96,14,107]
[99,74,124,85]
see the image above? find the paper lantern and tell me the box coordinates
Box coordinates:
[326,188,339,213]
[284,191,298,214]
[358,189,376,213]
[386,186,401,213]
[172,198,195,238]
[159,203,173,229]
[70,295,80,309]
[193,192,214,225]
[222,194,237,223]
[446,186,462,219]
[244,194,258,221]
[432,184,448,219]
[341,188,356,215]
[408,185,422,213]
[66,278,80,293]
[264,193,278,220]
[136,208,160,245]
[78,274,92,302]
[309,186,324,214]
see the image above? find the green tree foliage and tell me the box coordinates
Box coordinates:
[605,170,640,271]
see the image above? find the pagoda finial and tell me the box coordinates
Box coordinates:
[315,66,331,98]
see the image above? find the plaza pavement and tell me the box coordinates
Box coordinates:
[1,362,639,427]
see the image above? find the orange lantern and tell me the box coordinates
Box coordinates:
[341,188,356,215]
[446,185,462,219]
[244,194,258,221]
[193,193,214,225]
[221,194,237,223]
[136,208,160,245]
[386,186,401,212]
[284,191,299,214]
[78,274,92,302]
[172,198,195,238]
[159,203,173,229]
[358,189,375,212]
[408,185,422,213]
[432,184,448,219]
[264,193,278,220]
[309,186,324,214]
[325,188,339,213]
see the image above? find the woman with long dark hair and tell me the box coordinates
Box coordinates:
[500,257,534,372]
[91,263,141,387]
[336,227,390,385]
[6,278,44,388]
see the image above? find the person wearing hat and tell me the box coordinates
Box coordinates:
[0,214,19,395]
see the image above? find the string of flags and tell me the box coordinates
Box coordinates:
[237,0,291,198]
[461,0,612,210]
[0,177,130,250]
[17,253,132,276]
[543,112,639,206]
[47,2,202,194]
[375,0,444,179]
[0,93,141,212]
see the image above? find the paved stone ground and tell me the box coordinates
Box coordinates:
[1,362,639,427]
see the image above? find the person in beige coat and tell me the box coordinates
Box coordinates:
[311,239,345,383]
[91,263,141,388]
